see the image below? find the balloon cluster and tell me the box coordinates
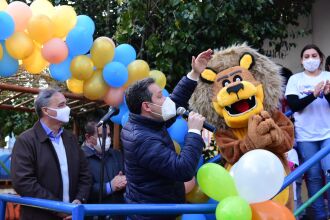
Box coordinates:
[195,149,295,220]
[0,0,167,122]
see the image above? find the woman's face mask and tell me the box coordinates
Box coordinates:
[148,97,177,121]
[303,58,321,72]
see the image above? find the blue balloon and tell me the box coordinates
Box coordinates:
[0,42,18,77]
[0,12,15,40]
[49,57,72,81]
[167,118,188,145]
[113,44,136,66]
[182,214,206,220]
[66,27,93,56]
[103,62,128,88]
[121,111,130,126]
[111,103,128,125]
[76,15,95,36]
[162,89,169,97]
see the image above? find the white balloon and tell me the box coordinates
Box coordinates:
[230,149,285,204]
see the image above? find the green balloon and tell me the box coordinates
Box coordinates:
[216,196,252,220]
[197,163,238,201]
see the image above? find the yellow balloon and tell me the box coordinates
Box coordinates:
[83,70,109,100]
[173,140,181,154]
[0,44,3,60]
[5,32,34,60]
[272,186,289,205]
[90,37,115,69]
[186,185,209,203]
[27,14,54,44]
[70,55,94,81]
[124,60,150,87]
[66,78,84,94]
[51,5,77,38]
[30,0,54,16]
[149,70,166,89]
[0,0,8,11]
[22,45,48,74]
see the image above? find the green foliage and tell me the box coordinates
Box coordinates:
[51,0,118,37]
[114,0,314,89]
[0,110,37,147]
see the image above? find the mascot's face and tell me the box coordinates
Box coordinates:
[201,53,264,128]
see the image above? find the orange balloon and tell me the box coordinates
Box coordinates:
[83,70,109,100]
[27,14,54,44]
[5,32,34,59]
[250,201,295,220]
[186,185,209,203]
[103,87,125,107]
[124,60,150,87]
[41,38,68,64]
[22,44,49,74]
[51,5,77,38]
[66,78,84,94]
[6,1,32,31]
[184,177,196,194]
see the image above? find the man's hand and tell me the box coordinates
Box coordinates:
[189,49,213,80]
[110,171,127,191]
[187,112,205,131]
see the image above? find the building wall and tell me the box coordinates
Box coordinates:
[266,0,330,74]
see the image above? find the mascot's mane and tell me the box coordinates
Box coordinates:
[189,43,283,129]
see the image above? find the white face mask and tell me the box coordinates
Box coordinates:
[94,137,111,153]
[47,106,71,123]
[303,58,320,72]
[148,97,177,121]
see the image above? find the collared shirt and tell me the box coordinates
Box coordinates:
[40,120,64,144]
[40,120,69,202]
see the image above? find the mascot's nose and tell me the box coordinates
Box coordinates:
[226,83,244,97]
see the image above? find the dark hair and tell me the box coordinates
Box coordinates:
[300,44,325,65]
[125,78,155,114]
[326,56,330,71]
[34,88,61,118]
[84,121,97,136]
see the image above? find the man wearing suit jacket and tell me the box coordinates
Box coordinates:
[11,88,92,220]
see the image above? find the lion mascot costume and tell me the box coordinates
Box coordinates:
[190,43,295,209]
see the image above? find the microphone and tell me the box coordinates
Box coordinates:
[96,106,120,127]
[177,107,216,133]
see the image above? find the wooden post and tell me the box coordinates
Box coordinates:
[113,124,120,150]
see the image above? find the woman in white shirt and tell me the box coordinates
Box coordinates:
[285,44,330,220]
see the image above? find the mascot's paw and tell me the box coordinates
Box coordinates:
[270,125,284,146]
[247,111,276,149]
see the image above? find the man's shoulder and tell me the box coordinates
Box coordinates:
[17,125,37,140]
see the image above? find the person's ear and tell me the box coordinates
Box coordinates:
[141,102,151,113]
[41,107,48,116]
